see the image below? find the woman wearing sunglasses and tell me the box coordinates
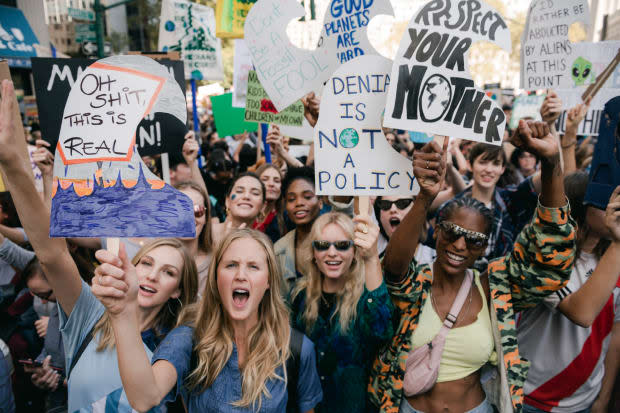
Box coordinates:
[290,212,394,412]
[175,181,213,296]
[374,197,435,266]
[369,121,577,413]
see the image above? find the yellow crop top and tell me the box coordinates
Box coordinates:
[411,273,497,382]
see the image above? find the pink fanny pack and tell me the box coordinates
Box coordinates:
[403,270,473,397]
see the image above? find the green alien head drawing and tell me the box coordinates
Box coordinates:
[572,57,596,86]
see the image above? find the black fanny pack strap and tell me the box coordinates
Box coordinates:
[67,325,96,380]
[286,328,303,413]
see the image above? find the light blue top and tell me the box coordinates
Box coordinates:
[59,280,161,413]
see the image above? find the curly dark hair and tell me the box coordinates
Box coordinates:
[281,166,315,197]
[437,197,494,236]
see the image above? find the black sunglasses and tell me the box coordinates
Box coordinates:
[376,198,414,211]
[30,289,53,301]
[438,221,488,249]
[312,240,354,251]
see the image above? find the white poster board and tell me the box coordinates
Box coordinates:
[244,0,332,112]
[158,0,224,81]
[315,55,418,196]
[233,39,253,108]
[383,0,511,146]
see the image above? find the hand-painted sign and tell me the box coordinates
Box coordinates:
[315,55,418,196]
[232,39,253,108]
[383,0,511,146]
[244,0,331,112]
[244,70,304,126]
[316,0,393,68]
[31,57,187,157]
[50,55,195,238]
[215,0,258,38]
[509,94,545,130]
[211,92,258,136]
[158,0,224,81]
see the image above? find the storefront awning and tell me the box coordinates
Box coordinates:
[0,5,40,68]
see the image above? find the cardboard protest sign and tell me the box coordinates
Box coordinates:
[521,0,620,109]
[383,0,511,146]
[585,96,620,209]
[279,118,315,141]
[211,92,258,136]
[315,0,394,69]
[158,0,224,81]
[244,0,331,112]
[244,70,304,126]
[32,57,187,157]
[50,55,195,238]
[315,55,418,196]
[232,39,253,108]
[215,0,257,38]
[509,94,545,130]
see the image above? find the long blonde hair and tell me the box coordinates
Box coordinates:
[291,212,365,335]
[187,228,290,410]
[94,238,199,351]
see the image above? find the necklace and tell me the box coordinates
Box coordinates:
[430,278,473,327]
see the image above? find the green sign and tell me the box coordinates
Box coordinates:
[75,23,95,33]
[211,93,258,136]
[68,7,94,21]
[76,33,96,43]
[244,71,304,126]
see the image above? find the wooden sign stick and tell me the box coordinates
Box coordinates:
[354,196,370,217]
[582,48,620,102]
[107,237,120,256]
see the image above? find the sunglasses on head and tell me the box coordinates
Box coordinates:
[312,240,354,252]
[194,204,206,218]
[376,198,414,211]
[438,221,488,249]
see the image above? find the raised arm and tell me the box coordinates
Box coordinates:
[0,80,81,315]
[266,125,303,168]
[353,213,382,291]
[0,224,27,245]
[32,139,55,209]
[558,186,620,327]
[561,98,591,176]
[182,130,209,195]
[92,245,177,411]
[383,139,447,282]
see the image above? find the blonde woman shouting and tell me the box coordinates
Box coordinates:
[92,229,323,412]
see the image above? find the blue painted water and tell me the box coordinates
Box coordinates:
[50,166,196,238]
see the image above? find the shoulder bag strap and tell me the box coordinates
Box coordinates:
[437,270,474,339]
[67,324,96,380]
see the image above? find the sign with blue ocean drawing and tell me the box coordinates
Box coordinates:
[158,0,224,81]
[383,0,511,146]
[50,55,196,238]
[314,55,419,196]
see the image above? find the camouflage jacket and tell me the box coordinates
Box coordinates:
[368,203,576,413]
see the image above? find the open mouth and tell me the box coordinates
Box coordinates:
[232,288,250,307]
[294,210,308,219]
[445,251,466,266]
[389,217,401,229]
[139,285,157,295]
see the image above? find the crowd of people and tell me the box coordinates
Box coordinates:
[0,77,619,413]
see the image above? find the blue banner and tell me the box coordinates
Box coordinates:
[0,5,39,66]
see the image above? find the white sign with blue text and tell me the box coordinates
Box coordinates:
[315,55,419,196]
[383,0,511,146]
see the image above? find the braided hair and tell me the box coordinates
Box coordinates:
[437,197,494,236]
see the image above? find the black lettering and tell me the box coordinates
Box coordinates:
[403,28,428,59]
[485,107,505,142]
[445,37,471,71]
[391,65,427,120]
[473,100,491,134]
[112,139,126,155]
[416,32,442,63]
[452,89,484,129]
[414,0,444,26]
[444,77,474,121]
[487,12,507,41]
[64,137,83,156]
[431,34,459,67]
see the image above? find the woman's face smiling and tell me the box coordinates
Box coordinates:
[435,208,487,277]
[226,176,264,221]
[260,167,282,203]
[135,245,184,309]
[285,179,321,226]
[217,237,270,325]
[313,223,355,281]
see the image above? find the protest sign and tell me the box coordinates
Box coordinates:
[279,118,315,141]
[211,92,258,136]
[315,0,393,72]
[509,94,545,130]
[50,55,195,238]
[315,55,418,196]
[32,57,187,157]
[232,39,253,108]
[244,70,304,126]
[585,96,620,209]
[521,0,620,109]
[158,0,224,81]
[383,0,511,146]
[215,0,257,38]
[27,145,43,193]
[244,0,331,112]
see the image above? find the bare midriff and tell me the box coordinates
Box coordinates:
[404,370,485,413]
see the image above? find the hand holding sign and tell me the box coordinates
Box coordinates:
[540,90,563,126]
[32,140,54,177]
[565,97,592,133]
[412,139,448,201]
[353,214,379,260]
[301,92,321,128]
[182,130,199,164]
